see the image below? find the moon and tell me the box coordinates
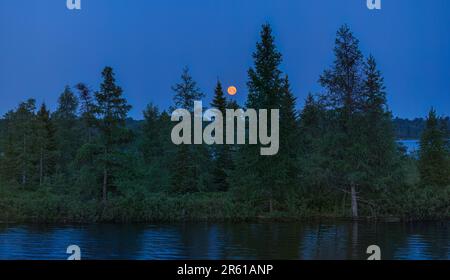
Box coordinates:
[227,86,237,96]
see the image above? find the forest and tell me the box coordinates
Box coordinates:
[0,24,449,223]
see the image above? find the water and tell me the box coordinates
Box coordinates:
[0,222,449,260]
[398,140,420,154]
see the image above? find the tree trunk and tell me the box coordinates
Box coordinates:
[102,167,108,203]
[102,146,108,204]
[350,184,358,219]
[39,148,43,186]
[22,134,27,186]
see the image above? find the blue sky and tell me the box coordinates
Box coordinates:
[0,0,449,119]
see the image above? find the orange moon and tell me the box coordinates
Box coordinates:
[227,86,237,96]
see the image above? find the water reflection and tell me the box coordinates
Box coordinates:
[0,221,448,260]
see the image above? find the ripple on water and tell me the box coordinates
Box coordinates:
[0,222,448,260]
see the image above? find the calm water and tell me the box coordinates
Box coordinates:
[0,222,449,260]
[398,140,420,154]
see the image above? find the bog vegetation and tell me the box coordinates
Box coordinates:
[0,24,449,223]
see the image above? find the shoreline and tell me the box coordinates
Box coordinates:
[2,186,449,225]
[1,215,448,226]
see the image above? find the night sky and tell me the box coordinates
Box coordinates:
[0,0,449,119]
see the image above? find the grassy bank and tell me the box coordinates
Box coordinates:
[0,184,448,224]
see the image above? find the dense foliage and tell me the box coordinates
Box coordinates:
[0,25,449,223]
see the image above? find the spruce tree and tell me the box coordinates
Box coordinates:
[172,67,204,111]
[137,105,173,192]
[232,24,292,212]
[298,94,330,195]
[170,67,209,193]
[299,94,323,143]
[94,66,132,203]
[35,103,57,186]
[319,26,403,218]
[53,86,80,174]
[319,25,366,218]
[0,100,36,186]
[76,83,96,143]
[419,108,450,187]
[141,103,163,164]
[279,76,299,189]
[210,80,233,191]
[361,55,399,190]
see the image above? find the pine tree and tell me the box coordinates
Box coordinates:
[172,67,204,111]
[0,100,37,186]
[279,76,299,189]
[247,24,282,110]
[35,103,57,186]
[170,144,198,193]
[319,26,404,218]
[210,80,233,191]
[95,66,132,203]
[53,86,80,174]
[363,56,386,115]
[418,108,450,187]
[319,25,366,218]
[232,24,289,212]
[361,55,400,190]
[319,25,364,116]
[141,103,163,164]
[76,83,96,143]
[299,94,323,142]
[170,67,209,193]
[298,94,330,195]
[211,81,227,113]
[136,105,173,193]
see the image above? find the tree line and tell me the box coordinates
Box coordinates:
[0,24,449,222]
[393,117,450,140]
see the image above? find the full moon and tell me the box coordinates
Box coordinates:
[227,86,237,96]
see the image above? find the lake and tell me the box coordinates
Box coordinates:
[398,140,420,154]
[0,221,449,260]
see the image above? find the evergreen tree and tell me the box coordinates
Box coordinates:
[363,56,386,115]
[76,83,96,143]
[94,66,132,203]
[319,26,403,218]
[169,67,209,193]
[418,108,450,187]
[298,94,330,196]
[53,86,80,174]
[227,99,240,110]
[319,25,364,115]
[319,25,367,218]
[135,105,173,193]
[140,103,163,164]
[172,67,204,111]
[170,144,198,193]
[279,76,299,190]
[232,24,290,212]
[0,100,37,186]
[299,94,324,143]
[210,80,233,191]
[361,55,400,190]
[35,103,57,186]
[247,24,282,110]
